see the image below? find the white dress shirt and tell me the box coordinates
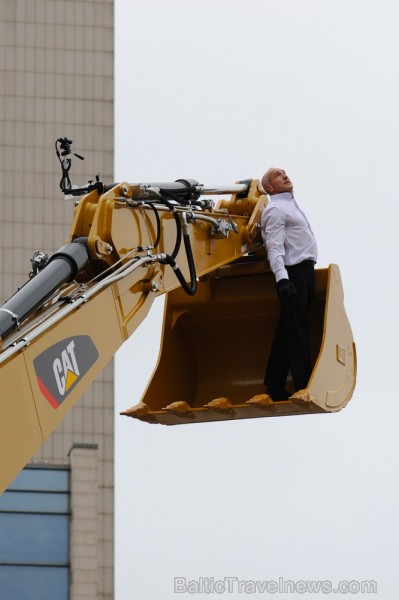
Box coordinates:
[261,192,318,282]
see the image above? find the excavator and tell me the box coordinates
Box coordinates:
[0,139,356,493]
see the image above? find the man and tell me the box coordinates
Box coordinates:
[261,168,318,401]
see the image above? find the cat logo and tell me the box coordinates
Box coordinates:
[53,340,80,396]
[34,336,99,408]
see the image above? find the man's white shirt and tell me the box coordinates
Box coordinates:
[261,192,318,282]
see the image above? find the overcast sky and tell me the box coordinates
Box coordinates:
[114,1,399,598]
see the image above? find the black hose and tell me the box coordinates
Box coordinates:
[147,203,161,249]
[158,224,197,296]
[145,191,197,296]
[157,194,182,260]
[181,228,197,295]
[160,254,197,296]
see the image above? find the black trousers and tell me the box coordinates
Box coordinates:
[264,260,315,396]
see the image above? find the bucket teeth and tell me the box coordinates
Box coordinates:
[204,397,232,412]
[162,401,196,420]
[289,389,311,404]
[246,393,273,407]
[163,401,191,414]
[120,401,149,418]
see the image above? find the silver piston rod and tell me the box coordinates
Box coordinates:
[134,180,251,200]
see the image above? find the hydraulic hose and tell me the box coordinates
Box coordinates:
[147,203,161,250]
[181,224,197,295]
[0,239,89,344]
[157,193,182,260]
[158,213,197,296]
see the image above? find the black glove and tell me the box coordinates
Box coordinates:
[277,278,297,300]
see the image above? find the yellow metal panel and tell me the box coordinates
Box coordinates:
[23,286,124,441]
[306,264,357,411]
[0,355,44,493]
[0,286,124,492]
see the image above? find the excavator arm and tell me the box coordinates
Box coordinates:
[0,146,356,493]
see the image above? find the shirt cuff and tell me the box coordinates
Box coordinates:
[275,268,288,283]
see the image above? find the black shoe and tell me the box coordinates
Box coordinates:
[266,389,290,401]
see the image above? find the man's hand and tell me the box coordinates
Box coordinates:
[277,278,297,300]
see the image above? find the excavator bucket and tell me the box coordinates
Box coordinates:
[122,256,356,424]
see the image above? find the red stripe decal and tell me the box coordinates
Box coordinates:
[37,376,60,409]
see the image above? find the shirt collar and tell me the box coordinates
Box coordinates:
[270,192,295,201]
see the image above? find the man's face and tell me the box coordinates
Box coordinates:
[264,168,293,195]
